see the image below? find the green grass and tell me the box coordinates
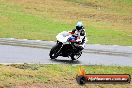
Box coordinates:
[0,64,132,87]
[0,1,72,40]
[0,0,132,45]
[88,24,132,45]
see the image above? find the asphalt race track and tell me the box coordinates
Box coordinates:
[0,43,132,66]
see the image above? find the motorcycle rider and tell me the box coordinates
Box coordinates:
[69,21,87,54]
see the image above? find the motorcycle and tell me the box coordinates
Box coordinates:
[49,31,82,60]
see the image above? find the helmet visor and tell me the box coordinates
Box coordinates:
[76,26,82,31]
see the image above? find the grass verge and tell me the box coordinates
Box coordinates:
[0,64,132,88]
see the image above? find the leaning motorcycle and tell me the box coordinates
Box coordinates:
[49,31,82,60]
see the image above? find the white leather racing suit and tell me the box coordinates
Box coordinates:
[69,28,87,51]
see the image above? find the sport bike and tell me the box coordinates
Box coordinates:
[49,31,82,60]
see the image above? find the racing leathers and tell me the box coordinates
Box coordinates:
[69,27,87,53]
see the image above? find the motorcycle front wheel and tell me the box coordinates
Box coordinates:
[49,43,61,59]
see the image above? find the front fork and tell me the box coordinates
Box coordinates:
[56,41,63,55]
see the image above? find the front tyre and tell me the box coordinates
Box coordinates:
[49,44,58,59]
[49,44,61,59]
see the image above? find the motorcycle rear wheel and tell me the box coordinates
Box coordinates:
[71,53,81,61]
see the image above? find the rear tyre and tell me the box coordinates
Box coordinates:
[71,55,76,61]
[71,52,82,61]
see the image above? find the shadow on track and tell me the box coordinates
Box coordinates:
[50,59,81,64]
